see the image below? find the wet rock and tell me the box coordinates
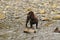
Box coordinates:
[53,15,60,20]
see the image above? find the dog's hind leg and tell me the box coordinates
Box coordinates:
[36,22,38,29]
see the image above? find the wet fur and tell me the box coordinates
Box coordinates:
[26,11,38,29]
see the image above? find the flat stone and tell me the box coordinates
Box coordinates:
[41,17,50,21]
[24,28,36,33]
[53,15,60,20]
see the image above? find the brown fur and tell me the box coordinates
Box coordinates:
[26,11,38,29]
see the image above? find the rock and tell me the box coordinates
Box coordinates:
[39,9,46,14]
[24,28,36,33]
[54,27,60,33]
[26,8,32,11]
[44,21,55,27]
[51,4,57,8]
[5,5,10,8]
[41,17,50,21]
[53,15,60,20]
[0,13,6,19]
[15,16,20,19]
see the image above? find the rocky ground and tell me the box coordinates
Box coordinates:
[0,0,60,40]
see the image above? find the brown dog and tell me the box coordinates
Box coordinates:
[26,11,38,29]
